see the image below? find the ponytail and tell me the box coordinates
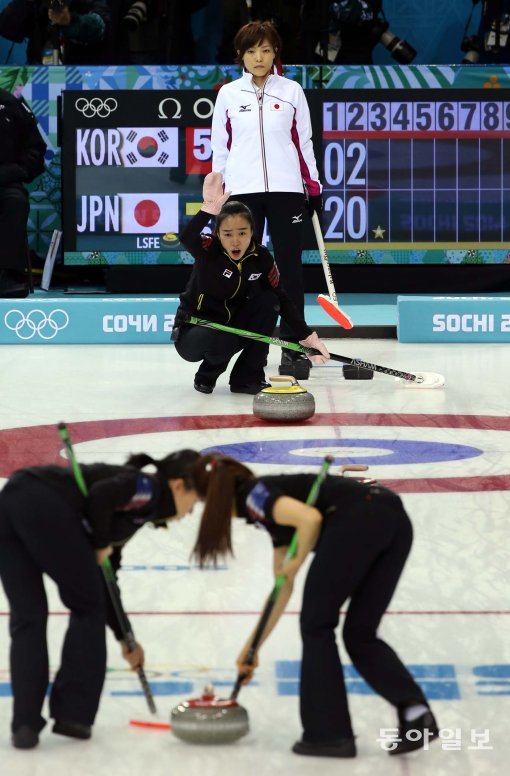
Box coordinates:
[125,449,199,489]
[191,453,254,567]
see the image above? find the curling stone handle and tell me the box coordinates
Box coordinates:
[268,375,299,386]
[340,464,369,474]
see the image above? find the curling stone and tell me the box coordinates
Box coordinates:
[253,376,315,421]
[170,685,249,744]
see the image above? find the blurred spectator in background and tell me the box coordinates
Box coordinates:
[217,0,249,62]
[0,89,46,298]
[475,0,510,63]
[0,0,112,64]
[299,0,416,65]
[249,0,302,62]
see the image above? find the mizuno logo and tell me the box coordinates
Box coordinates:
[292,214,303,224]
[239,105,251,112]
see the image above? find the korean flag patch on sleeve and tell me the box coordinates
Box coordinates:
[246,481,271,525]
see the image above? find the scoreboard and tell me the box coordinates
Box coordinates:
[62,90,216,264]
[308,88,510,251]
[62,87,510,266]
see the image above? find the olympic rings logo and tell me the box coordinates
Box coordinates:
[75,97,118,118]
[4,309,70,340]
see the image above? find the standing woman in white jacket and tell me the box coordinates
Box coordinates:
[211,20,323,381]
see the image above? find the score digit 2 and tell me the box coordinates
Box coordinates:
[185,127,212,175]
[323,140,368,240]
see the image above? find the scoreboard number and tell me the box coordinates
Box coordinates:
[185,127,212,174]
[318,88,510,247]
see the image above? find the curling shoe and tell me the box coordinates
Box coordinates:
[52,720,92,740]
[11,725,39,749]
[292,736,356,758]
[230,381,271,395]
[388,710,439,755]
[194,380,215,394]
[279,351,310,380]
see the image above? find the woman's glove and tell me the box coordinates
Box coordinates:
[306,193,323,217]
[202,171,231,215]
[299,331,330,364]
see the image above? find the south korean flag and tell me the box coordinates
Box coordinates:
[119,127,178,167]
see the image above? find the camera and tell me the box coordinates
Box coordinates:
[461,34,481,63]
[123,0,150,31]
[369,18,417,64]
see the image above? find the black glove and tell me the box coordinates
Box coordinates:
[307,193,323,217]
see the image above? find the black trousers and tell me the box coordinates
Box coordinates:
[299,491,427,741]
[229,192,306,340]
[0,475,107,733]
[0,185,30,272]
[175,289,279,385]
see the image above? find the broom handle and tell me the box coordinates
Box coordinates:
[312,212,339,304]
[57,423,157,715]
[189,316,419,383]
[230,455,333,700]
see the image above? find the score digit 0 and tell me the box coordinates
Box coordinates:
[323,140,367,241]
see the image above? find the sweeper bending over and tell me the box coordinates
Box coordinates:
[0,450,199,749]
[187,452,439,758]
[172,172,329,395]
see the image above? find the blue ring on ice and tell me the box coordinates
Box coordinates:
[201,438,482,466]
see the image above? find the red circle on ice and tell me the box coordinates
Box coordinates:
[1,413,509,493]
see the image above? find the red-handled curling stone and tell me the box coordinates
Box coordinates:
[171,685,249,744]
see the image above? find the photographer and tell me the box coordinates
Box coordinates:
[300,0,415,65]
[477,0,510,63]
[0,0,112,64]
[119,0,207,64]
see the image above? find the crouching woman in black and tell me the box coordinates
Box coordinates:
[172,172,329,395]
[0,449,199,749]
[188,453,439,758]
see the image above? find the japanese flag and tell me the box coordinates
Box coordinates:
[119,128,178,167]
[119,193,179,234]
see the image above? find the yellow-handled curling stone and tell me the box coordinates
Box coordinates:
[253,376,315,421]
[170,685,249,744]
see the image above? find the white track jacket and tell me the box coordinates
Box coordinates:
[211,69,321,197]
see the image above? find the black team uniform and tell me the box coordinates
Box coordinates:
[172,208,313,394]
[236,472,439,757]
[0,463,177,743]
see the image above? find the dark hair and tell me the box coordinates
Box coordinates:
[190,453,254,567]
[233,20,282,65]
[126,450,199,489]
[216,200,256,237]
